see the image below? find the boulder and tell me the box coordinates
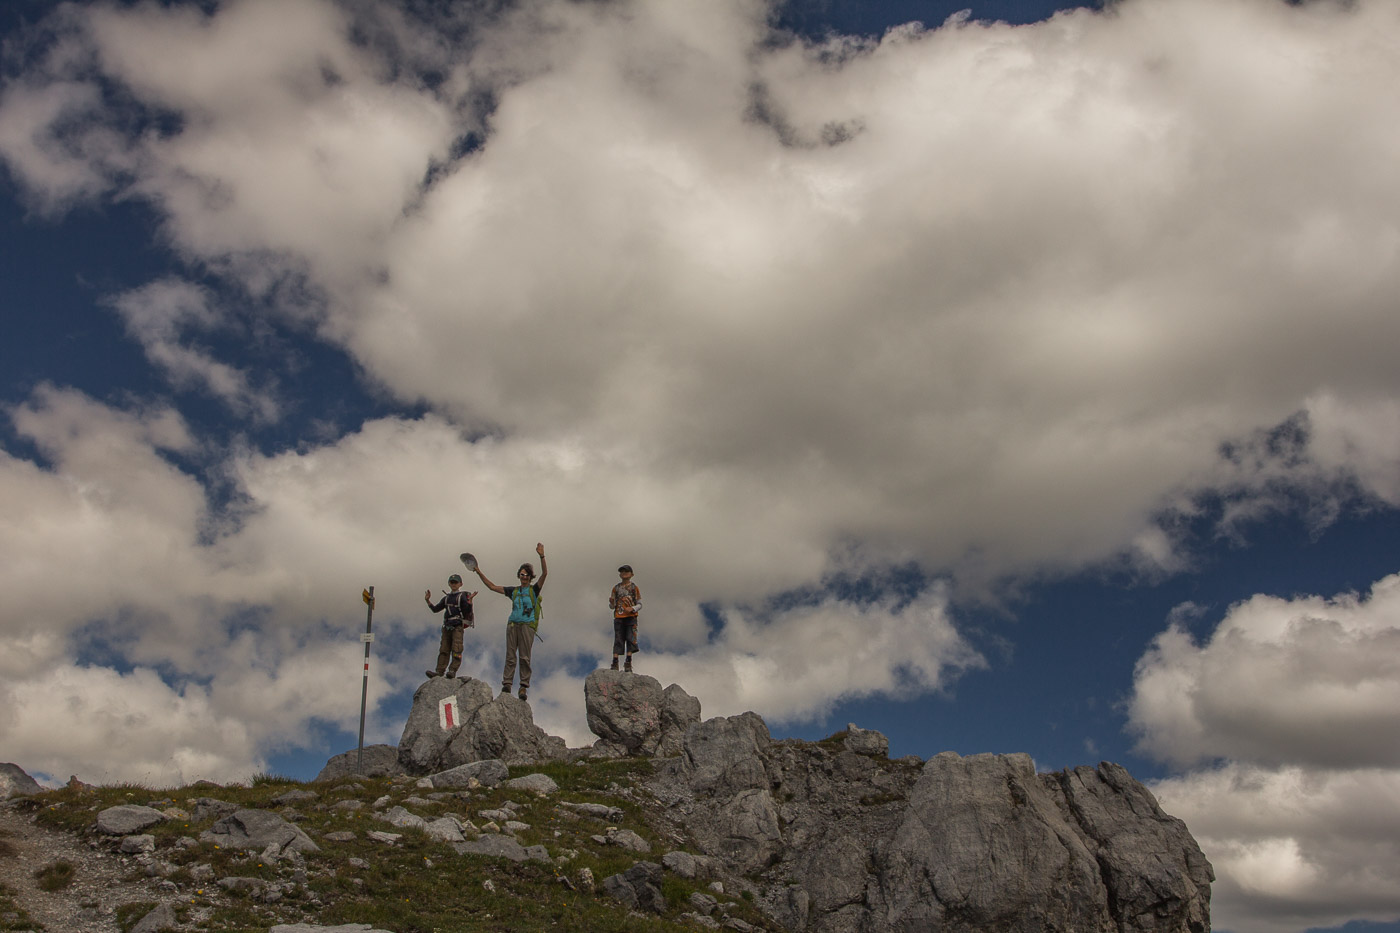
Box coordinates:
[452,835,549,862]
[842,724,888,757]
[201,809,320,854]
[315,745,406,782]
[191,798,239,823]
[426,759,509,789]
[584,671,701,757]
[129,902,179,933]
[398,677,566,773]
[0,763,42,798]
[97,805,166,835]
[377,806,426,831]
[424,817,467,843]
[603,861,667,914]
[505,773,559,795]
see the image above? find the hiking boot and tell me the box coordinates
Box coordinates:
[446,671,460,679]
[426,670,441,678]
[518,688,528,701]
[624,656,633,673]
[500,687,511,697]
[610,658,619,671]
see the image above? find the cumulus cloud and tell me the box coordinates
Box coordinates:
[1130,573,1400,769]
[0,387,981,775]
[2,3,1400,929]
[1132,574,1400,933]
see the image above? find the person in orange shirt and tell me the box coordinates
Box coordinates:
[609,564,641,672]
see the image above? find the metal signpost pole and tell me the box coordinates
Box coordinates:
[357,586,375,775]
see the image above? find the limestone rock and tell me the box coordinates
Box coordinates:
[97,805,166,835]
[424,817,467,843]
[129,902,179,933]
[398,676,566,773]
[190,798,239,823]
[1046,762,1214,933]
[426,759,509,789]
[603,861,668,913]
[663,850,703,879]
[377,806,426,830]
[201,809,320,854]
[505,773,559,795]
[452,835,549,862]
[584,670,701,757]
[651,717,1212,933]
[315,744,409,781]
[680,712,773,797]
[558,801,624,822]
[841,724,888,757]
[0,763,42,798]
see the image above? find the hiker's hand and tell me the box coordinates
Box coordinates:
[536,542,544,556]
[466,591,477,602]
[424,590,431,602]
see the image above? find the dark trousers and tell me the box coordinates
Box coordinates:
[435,624,464,675]
[612,616,639,656]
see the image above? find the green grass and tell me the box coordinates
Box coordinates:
[32,861,75,892]
[0,882,40,931]
[15,758,779,933]
[113,901,157,933]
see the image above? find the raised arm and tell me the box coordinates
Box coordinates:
[535,542,548,588]
[475,566,506,595]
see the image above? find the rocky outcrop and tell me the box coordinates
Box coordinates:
[0,763,42,798]
[292,671,1213,933]
[650,718,1212,933]
[397,676,566,773]
[584,670,701,757]
[314,744,406,782]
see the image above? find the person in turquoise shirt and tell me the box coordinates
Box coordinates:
[473,542,547,701]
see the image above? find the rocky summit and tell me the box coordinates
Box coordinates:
[2,668,1211,933]
[318,670,1213,932]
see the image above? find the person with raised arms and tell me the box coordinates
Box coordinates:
[423,573,476,680]
[472,542,547,702]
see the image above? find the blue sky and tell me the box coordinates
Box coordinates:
[2,2,1399,932]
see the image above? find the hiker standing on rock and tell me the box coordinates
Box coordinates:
[609,564,642,672]
[424,574,476,680]
[473,542,547,701]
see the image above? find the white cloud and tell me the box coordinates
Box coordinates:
[1132,574,1400,933]
[109,279,279,419]
[0,388,981,778]
[4,0,1398,587]
[2,4,1400,931]
[1130,573,1400,770]
[1152,764,1400,933]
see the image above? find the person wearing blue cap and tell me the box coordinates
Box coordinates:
[424,573,476,679]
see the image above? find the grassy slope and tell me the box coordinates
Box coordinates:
[15,758,775,933]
